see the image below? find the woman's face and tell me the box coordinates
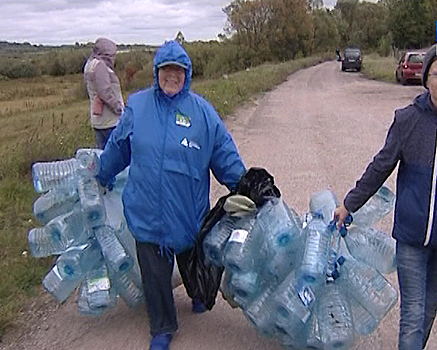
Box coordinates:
[158,65,185,96]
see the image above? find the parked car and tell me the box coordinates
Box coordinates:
[341,47,362,72]
[395,51,425,85]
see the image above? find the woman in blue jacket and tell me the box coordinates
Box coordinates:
[335,44,437,350]
[97,40,246,350]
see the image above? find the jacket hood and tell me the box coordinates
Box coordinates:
[153,40,192,97]
[413,91,437,114]
[422,44,437,89]
[90,37,117,69]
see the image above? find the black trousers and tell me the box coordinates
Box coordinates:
[136,242,196,336]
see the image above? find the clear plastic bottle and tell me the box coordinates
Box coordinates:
[272,272,315,347]
[337,257,398,323]
[75,148,101,178]
[304,314,323,349]
[317,282,354,350]
[344,226,397,274]
[84,260,117,310]
[257,198,302,253]
[203,214,238,266]
[110,269,144,307]
[28,226,68,258]
[230,271,260,309]
[77,281,105,316]
[309,189,339,225]
[351,185,395,226]
[348,293,378,335]
[220,271,239,308]
[223,213,265,273]
[262,250,296,286]
[77,176,106,228]
[28,209,91,257]
[56,239,102,280]
[46,209,91,247]
[32,188,79,225]
[32,158,79,193]
[94,225,133,275]
[255,199,302,284]
[297,214,331,285]
[43,265,82,303]
[243,286,276,338]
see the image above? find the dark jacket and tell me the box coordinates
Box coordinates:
[344,92,437,248]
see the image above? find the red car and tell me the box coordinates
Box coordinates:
[396,51,425,85]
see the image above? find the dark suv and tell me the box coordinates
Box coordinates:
[341,47,362,72]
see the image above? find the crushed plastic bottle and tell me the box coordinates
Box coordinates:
[337,256,398,323]
[345,226,396,274]
[56,240,102,280]
[203,214,239,267]
[84,260,117,310]
[43,265,82,303]
[32,158,79,193]
[351,185,395,227]
[309,189,339,225]
[94,225,133,275]
[317,281,355,350]
[77,176,106,228]
[223,213,265,273]
[32,188,79,225]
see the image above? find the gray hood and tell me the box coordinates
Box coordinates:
[422,44,437,89]
[90,37,117,70]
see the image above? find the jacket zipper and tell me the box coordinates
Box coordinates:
[424,130,437,246]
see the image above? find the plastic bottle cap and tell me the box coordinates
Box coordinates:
[312,211,323,219]
[340,226,348,237]
[332,269,340,280]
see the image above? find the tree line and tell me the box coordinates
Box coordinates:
[0,0,435,82]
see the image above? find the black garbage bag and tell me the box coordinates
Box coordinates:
[237,167,281,207]
[187,167,281,310]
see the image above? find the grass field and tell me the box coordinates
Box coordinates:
[361,54,398,83]
[0,52,341,339]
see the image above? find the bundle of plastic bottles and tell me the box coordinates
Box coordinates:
[28,149,146,315]
[203,187,398,350]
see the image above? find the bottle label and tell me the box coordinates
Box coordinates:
[88,277,111,293]
[229,229,249,243]
[298,285,315,308]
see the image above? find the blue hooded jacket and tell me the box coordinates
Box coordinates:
[98,40,246,253]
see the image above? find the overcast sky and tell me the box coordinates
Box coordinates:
[1,0,376,46]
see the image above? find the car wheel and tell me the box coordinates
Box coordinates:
[342,66,346,71]
[396,71,400,82]
[356,67,361,72]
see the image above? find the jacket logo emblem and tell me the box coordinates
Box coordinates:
[176,112,191,127]
[181,138,200,150]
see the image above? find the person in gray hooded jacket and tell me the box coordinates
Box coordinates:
[84,37,124,149]
[335,44,437,350]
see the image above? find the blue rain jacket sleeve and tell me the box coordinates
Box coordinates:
[97,107,132,186]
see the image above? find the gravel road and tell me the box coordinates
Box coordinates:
[2,61,435,350]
